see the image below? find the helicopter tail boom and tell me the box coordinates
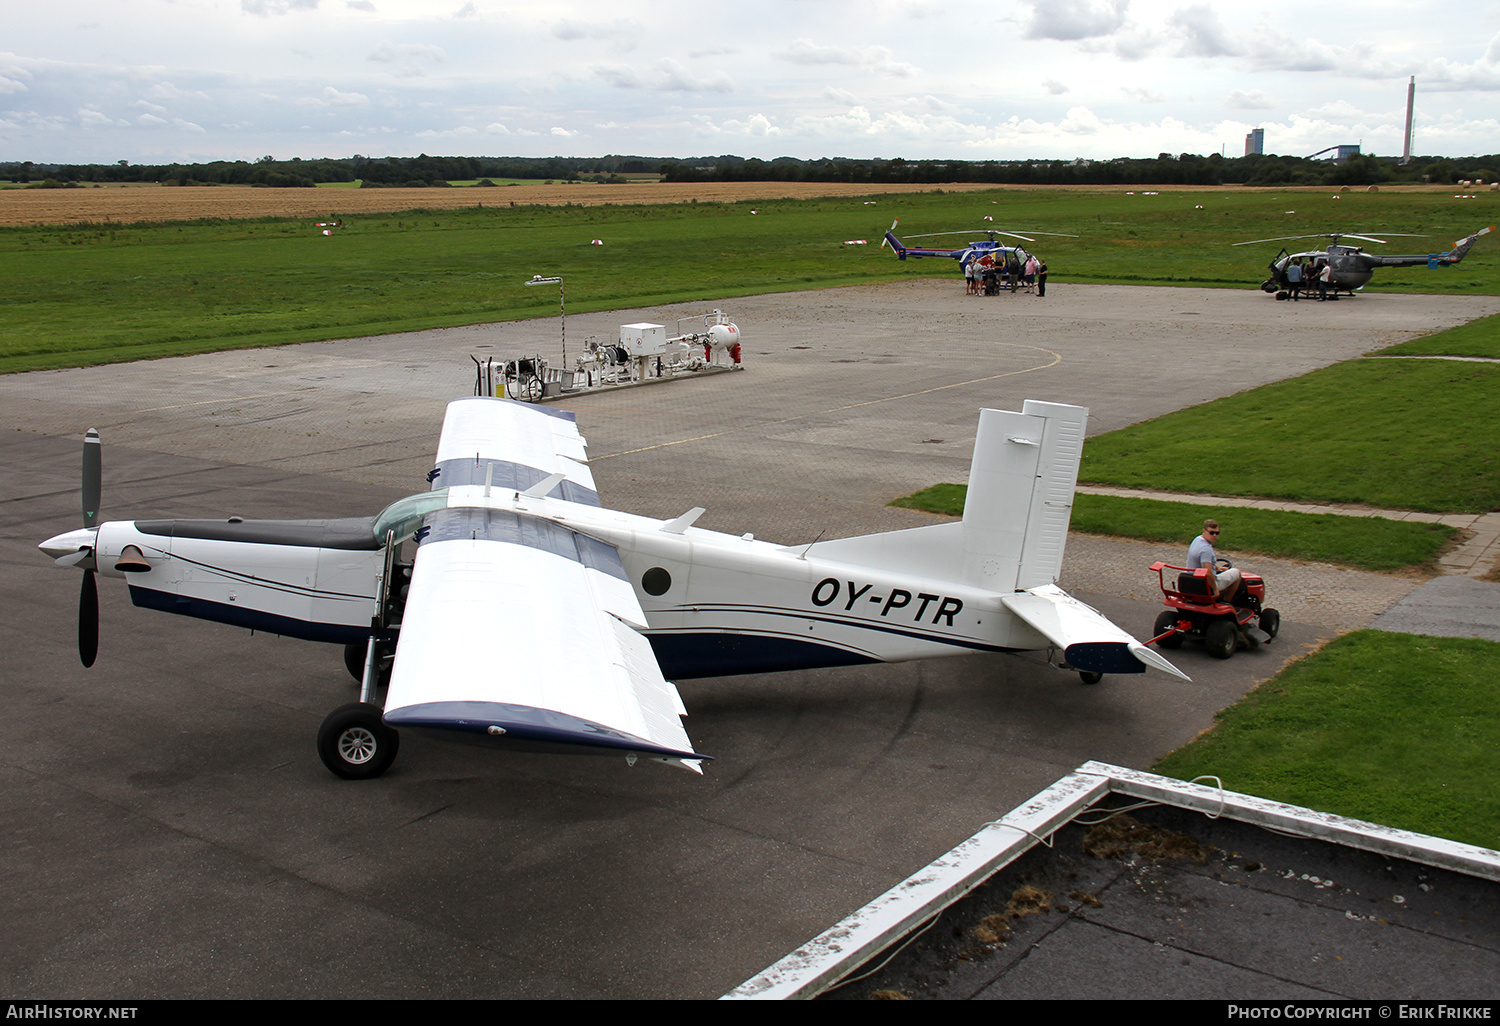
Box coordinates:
[1362,225,1494,270]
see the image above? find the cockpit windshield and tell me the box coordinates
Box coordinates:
[372,489,449,544]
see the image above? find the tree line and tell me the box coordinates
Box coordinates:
[4,151,1496,189]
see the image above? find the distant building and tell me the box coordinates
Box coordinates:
[1245,128,1265,156]
[1305,144,1362,163]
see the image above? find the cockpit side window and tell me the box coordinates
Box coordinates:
[372,489,450,545]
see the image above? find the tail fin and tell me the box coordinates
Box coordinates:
[798,400,1088,591]
[1434,225,1493,267]
[881,219,907,259]
[1446,225,1494,264]
[960,400,1088,592]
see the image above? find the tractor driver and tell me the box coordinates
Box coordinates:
[1187,519,1242,604]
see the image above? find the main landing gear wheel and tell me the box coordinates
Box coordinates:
[343,642,364,682]
[342,641,392,685]
[318,702,399,779]
[1204,619,1238,660]
[1079,671,1103,685]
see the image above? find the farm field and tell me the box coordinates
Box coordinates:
[0,180,1008,227]
[0,179,1482,228]
[1,184,1495,373]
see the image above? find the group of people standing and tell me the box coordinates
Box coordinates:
[964,253,1048,297]
[1283,259,1333,301]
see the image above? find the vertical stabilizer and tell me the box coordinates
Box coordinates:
[960,401,1088,592]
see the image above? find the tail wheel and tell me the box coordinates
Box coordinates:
[1204,620,1237,660]
[1153,610,1184,650]
[318,702,399,779]
[1260,608,1281,641]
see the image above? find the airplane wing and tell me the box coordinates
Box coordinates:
[381,398,708,772]
[1003,584,1189,680]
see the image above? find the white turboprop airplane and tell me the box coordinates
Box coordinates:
[40,397,1186,780]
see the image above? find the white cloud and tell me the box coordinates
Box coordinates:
[1169,5,1241,58]
[594,59,732,92]
[1226,89,1274,110]
[552,19,640,44]
[241,0,319,16]
[1020,0,1129,41]
[778,39,915,77]
[300,86,369,107]
[78,108,125,128]
[368,43,446,77]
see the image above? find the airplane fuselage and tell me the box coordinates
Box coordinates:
[64,491,1056,682]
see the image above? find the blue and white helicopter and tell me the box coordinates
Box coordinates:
[40,398,1185,781]
[881,219,1076,287]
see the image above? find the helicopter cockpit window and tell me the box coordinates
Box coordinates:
[372,489,450,545]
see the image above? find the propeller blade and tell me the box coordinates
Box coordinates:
[82,428,100,529]
[79,569,99,668]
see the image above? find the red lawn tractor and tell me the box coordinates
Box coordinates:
[1147,561,1280,659]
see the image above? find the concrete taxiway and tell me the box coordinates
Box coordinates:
[3,282,1496,998]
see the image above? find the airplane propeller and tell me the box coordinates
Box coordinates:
[78,428,101,667]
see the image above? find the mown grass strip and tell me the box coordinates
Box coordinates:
[1078,358,1500,514]
[1153,630,1500,852]
[889,488,1455,572]
[1377,310,1500,358]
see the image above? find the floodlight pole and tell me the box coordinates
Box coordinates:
[525,274,565,368]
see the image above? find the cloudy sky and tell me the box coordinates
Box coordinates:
[3,0,1498,165]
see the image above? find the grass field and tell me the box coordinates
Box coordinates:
[1153,630,1500,852]
[1077,358,1500,514]
[1,186,1496,374]
[1379,310,1500,357]
[890,488,1456,571]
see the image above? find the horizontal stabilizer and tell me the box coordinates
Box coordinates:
[1003,585,1189,680]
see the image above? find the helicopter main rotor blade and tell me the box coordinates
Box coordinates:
[1233,231,1429,247]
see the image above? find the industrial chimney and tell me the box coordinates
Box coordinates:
[1402,77,1415,164]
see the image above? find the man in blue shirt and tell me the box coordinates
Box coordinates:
[1285,260,1303,301]
[1187,519,1242,604]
